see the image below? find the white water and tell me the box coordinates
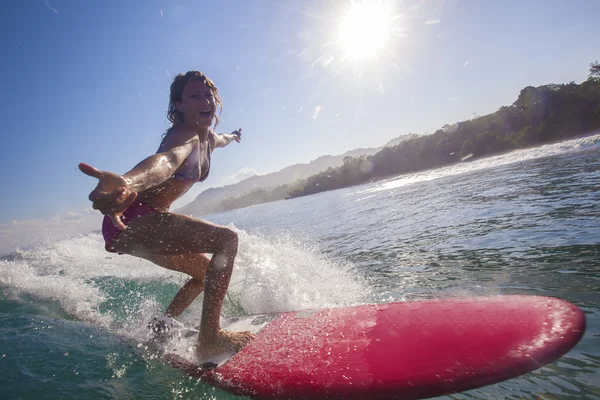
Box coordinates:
[0,226,367,344]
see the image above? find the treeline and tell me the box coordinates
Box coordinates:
[287,62,600,199]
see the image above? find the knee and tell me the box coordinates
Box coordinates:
[218,228,238,256]
[191,276,205,287]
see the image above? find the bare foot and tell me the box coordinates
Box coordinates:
[196,329,255,361]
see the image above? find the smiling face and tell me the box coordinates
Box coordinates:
[167,71,223,129]
[176,79,216,128]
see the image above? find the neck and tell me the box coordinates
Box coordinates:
[196,127,210,142]
[184,123,210,142]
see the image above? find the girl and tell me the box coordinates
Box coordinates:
[79,71,254,360]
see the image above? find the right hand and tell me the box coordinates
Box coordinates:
[232,128,242,143]
[78,162,137,230]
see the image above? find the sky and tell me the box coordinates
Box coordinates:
[0,0,598,232]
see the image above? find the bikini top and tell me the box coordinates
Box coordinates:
[158,134,212,183]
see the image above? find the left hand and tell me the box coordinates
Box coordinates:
[232,128,242,143]
[78,162,138,230]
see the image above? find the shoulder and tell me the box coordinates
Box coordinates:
[159,126,198,152]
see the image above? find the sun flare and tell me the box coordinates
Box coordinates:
[337,2,391,60]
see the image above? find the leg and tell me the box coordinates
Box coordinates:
[167,277,204,317]
[143,253,209,318]
[111,212,254,357]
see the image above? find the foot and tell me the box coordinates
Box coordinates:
[196,329,255,361]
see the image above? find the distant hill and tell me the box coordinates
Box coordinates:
[178,134,414,216]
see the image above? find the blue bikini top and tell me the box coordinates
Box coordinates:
[158,133,212,183]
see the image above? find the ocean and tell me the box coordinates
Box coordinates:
[1,134,599,399]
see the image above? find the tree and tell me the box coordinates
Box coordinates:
[590,61,600,80]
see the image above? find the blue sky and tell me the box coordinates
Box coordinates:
[0,0,598,224]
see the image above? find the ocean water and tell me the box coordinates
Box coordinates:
[1,134,599,399]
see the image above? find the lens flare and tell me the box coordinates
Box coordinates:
[337,2,391,59]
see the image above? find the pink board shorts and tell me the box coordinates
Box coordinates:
[102,201,156,253]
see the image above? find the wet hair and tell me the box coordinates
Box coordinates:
[166,70,223,128]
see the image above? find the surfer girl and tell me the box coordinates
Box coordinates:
[79,71,254,359]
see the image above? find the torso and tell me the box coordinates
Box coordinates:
[138,129,215,211]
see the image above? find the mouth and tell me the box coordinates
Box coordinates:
[199,110,212,118]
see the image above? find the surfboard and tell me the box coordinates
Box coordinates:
[165,295,585,399]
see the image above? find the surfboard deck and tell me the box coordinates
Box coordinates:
[166,295,585,400]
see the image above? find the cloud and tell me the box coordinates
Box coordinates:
[219,168,258,187]
[44,0,58,14]
[313,105,322,120]
[425,19,440,25]
[0,209,102,255]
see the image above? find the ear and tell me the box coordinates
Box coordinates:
[175,101,185,113]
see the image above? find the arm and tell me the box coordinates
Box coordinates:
[123,141,194,192]
[212,129,242,149]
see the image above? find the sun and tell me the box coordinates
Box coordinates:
[337,2,391,60]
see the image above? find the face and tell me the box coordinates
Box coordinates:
[176,79,216,128]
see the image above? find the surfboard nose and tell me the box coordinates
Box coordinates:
[362,296,586,399]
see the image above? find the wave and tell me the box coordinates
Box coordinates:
[0,227,368,342]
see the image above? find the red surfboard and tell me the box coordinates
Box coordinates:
[167,295,585,399]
